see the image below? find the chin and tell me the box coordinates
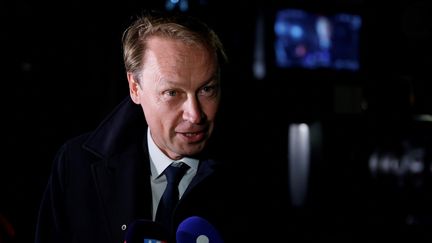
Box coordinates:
[181,144,206,156]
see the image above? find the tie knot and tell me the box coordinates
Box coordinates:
[164,162,189,185]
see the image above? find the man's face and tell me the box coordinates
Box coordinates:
[128,36,220,160]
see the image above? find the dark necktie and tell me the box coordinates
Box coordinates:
[156,162,189,230]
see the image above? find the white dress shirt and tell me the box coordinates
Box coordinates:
[147,128,199,220]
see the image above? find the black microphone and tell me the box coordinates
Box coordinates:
[124,219,169,243]
[176,216,224,243]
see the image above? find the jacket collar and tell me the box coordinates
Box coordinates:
[82,97,147,167]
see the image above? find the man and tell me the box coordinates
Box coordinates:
[35,10,257,243]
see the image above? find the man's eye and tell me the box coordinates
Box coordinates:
[200,85,218,97]
[164,90,177,97]
[203,86,213,92]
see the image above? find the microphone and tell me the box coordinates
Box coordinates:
[124,219,169,243]
[176,216,224,243]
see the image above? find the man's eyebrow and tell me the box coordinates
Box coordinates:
[203,73,220,84]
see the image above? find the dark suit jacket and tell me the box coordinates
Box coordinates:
[35,97,255,243]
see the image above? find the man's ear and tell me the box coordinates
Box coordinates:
[127,72,141,104]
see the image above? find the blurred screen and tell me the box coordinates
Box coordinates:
[274,8,362,71]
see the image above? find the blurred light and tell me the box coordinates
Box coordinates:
[290,25,303,39]
[165,0,189,12]
[413,114,432,122]
[253,12,266,80]
[369,152,379,176]
[288,123,310,207]
[380,153,399,174]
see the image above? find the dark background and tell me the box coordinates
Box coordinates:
[1,0,432,242]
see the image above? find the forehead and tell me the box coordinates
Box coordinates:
[145,36,211,61]
[141,36,218,82]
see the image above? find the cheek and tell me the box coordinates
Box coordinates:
[203,101,220,120]
[141,96,162,124]
[142,99,176,127]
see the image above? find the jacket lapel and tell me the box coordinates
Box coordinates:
[90,144,153,241]
[83,97,152,241]
[183,158,219,197]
